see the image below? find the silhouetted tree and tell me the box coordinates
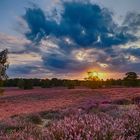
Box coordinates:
[123,72,139,87]
[124,72,138,80]
[0,49,9,95]
[84,72,102,89]
[0,49,9,80]
[86,71,100,81]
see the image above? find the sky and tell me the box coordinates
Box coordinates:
[0,0,140,79]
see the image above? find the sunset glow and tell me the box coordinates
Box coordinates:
[0,0,140,79]
[87,71,106,80]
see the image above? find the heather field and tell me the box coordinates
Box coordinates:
[1,87,140,120]
[0,87,140,139]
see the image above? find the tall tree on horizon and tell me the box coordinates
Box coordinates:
[0,49,9,81]
[0,49,9,95]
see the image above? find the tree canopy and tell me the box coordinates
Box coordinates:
[124,72,138,81]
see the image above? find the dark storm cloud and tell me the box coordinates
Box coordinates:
[23,1,137,47]
[20,1,140,73]
[58,2,136,47]
[23,7,57,43]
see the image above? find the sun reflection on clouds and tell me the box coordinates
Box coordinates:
[128,55,139,63]
[75,50,87,61]
[99,63,109,68]
[9,53,42,65]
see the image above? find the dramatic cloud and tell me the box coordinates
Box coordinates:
[1,0,140,78]
[23,2,137,47]
[19,1,140,76]
[123,12,140,33]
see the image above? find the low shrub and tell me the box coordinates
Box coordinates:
[44,110,140,140]
[40,110,62,120]
[1,109,140,139]
[26,114,42,124]
[111,98,132,105]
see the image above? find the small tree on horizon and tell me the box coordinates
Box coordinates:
[85,71,100,81]
[84,71,102,89]
[124,72,138,80]
[123,72,139,87]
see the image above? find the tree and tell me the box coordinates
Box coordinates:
[0,49,9,95]
[124,72,138,80]
[84,72,102,89]
[86,71,100,81]
[123,72,139,87]
[0,49,9,80]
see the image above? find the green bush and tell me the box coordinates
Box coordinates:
[40,110,62,120]
[112,98,132,105]
[18,79,33,90]
[41,80,51,88]
[23,80,33,89]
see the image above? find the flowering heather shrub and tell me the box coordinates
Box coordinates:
[0,100,140,140]
[123,109,140,139]
[44,114,124,140]
[44,109,140,140]
[0,124,43,140]
[1,107,140,139]
[132,96,140,104]
[0,117,25,133]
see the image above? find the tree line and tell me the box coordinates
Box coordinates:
[1,72,140,90]
[0,49,140,90]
